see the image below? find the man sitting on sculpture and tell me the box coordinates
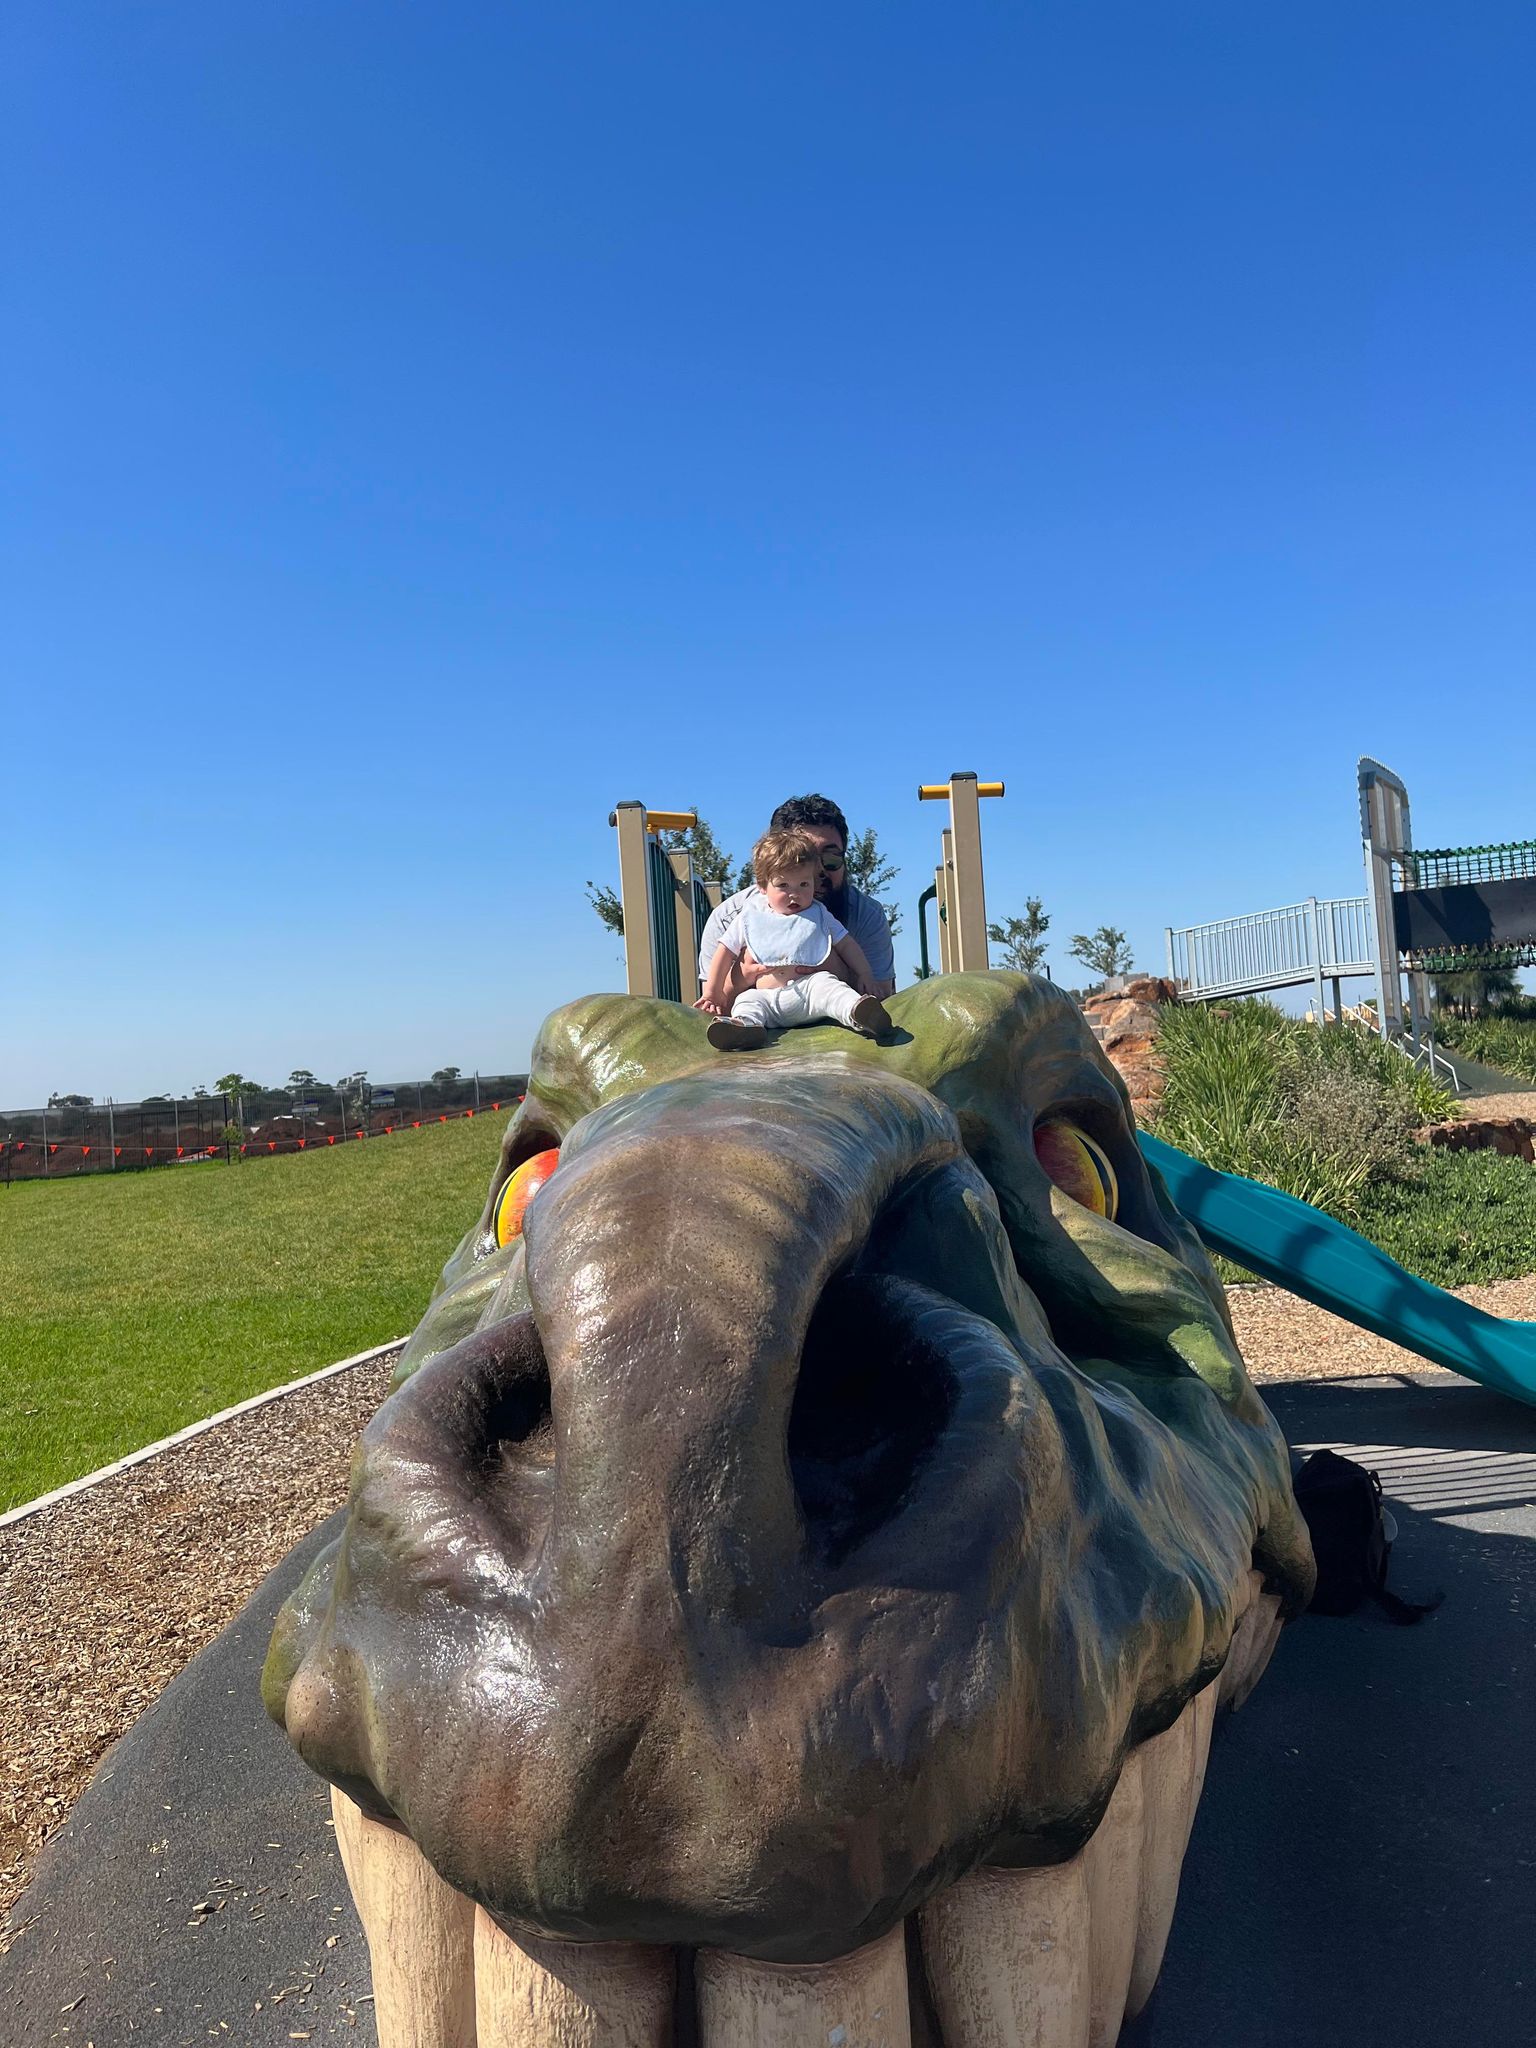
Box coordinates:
[694,792,897,1011]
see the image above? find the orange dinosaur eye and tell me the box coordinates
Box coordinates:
[1034,1120,1118,1220]
[494,1148,560,1247]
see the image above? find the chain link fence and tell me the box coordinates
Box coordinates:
[1,1074,529,1183]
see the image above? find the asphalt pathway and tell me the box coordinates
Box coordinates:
[6,1370,1534,2048]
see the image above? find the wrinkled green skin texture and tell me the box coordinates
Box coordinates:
[265,975,1314,1964]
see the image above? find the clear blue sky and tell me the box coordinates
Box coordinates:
[7,4,1535,1105]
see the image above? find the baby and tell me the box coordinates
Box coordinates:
[699,826,893,1050]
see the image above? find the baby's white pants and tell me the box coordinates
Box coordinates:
[732,971,866,1031]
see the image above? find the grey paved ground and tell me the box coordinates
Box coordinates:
[1,1515,365,2047]
[1151,1371,1536,2048]
[5,1369,1534,2047]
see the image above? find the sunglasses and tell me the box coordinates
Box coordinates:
[817,851,846,871]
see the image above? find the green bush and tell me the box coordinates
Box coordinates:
[1150,1000,1450,1222]
[1352,1148,1536,1287]
[1434,1007,1536,1085]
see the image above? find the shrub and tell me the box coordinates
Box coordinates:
[1352,1149,1536,1288]
[1433,1008,1536,1086]
[1150,999,1449,1223]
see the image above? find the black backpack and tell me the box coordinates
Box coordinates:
[1291,1449,1442,1625]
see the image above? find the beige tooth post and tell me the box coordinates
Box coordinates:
[1081,1746,1145,2048]
[1124,1705,1196,2019]
[474,1911,675,2046]
[331,1786,477,2048]
[1227,1594,1284,1711]
[1185,1681,1219,1836]
[920,1857,1091,2048]
[1218,1572,1271,1710]
[697,1924,912,2048]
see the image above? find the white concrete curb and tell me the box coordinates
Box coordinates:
[0,1337,405,1534]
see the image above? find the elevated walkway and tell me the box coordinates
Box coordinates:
[1164,896,1373,1006]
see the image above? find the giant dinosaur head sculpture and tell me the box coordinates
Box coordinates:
[264,974,1312,2045]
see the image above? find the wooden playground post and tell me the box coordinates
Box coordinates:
[1357,759,1411,1038]
[609,804,701,1001]
[666,849,705,1004]
[612,801,658,999]
[938,833,957,972]
[920,774,1005,974]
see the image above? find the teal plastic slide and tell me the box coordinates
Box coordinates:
[1139,1131,1536,1409]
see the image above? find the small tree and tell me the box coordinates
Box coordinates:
[1430,967,1521,1019]
[47,1092,92,1109]
[584,879,626,937]
[665,814,735,890]
[215,1072,259,1125]
[988,898,1051,975]
[432,1066,463,1088]
[1069,926,1134,985]
[287,1068,319,1097]
[586,811,738,937]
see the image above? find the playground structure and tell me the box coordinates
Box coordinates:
[1163,894,1374,1017]
[241,768,1536,2048]
[269,968,1311,2048]
[917,773,1004,974]
[610,774,1005,997]
[1165,759,1536,1077]
[605,770,1536,1413]
[608,801,724,1003]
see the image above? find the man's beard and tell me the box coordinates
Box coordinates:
[818,877,849,922]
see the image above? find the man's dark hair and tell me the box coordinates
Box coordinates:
[768,793,849,849]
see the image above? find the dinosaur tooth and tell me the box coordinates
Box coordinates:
[1126,1708,1201,2017]
[696,1923,912,2046]
[1221,1589,1285,1711]
[919,1856,1091,2048]
[1185,1681,1219,1836]
[331,1787,475,2048]
[331,1689,1250,2046]
[473,1909,676,2047]
[1080,1737,1144,2048]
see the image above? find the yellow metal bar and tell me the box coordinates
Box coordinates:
[919,781,1004,800]
[645,809,697,834]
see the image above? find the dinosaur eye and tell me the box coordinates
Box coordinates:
[1033,1119,1118,1221]
[494,1149,560,1247]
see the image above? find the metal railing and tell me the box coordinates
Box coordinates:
[646,834,685,1004]
[1400,1035,1463,1095]
[1165,895,1374,1003]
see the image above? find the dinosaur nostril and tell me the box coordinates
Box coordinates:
[788,1275,957,1567]
[413,1312,555,1561]
[479,1365,554,1478]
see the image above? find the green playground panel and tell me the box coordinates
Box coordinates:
[1139,1131,1536,1410]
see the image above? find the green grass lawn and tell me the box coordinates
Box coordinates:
[0,1115,507,1511]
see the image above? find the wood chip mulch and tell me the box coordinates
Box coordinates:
[1227,1271,1536,1382]
[5,1268,1536,1934]
[0,1351,399,1941]
[1458,1090,1536,1122]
